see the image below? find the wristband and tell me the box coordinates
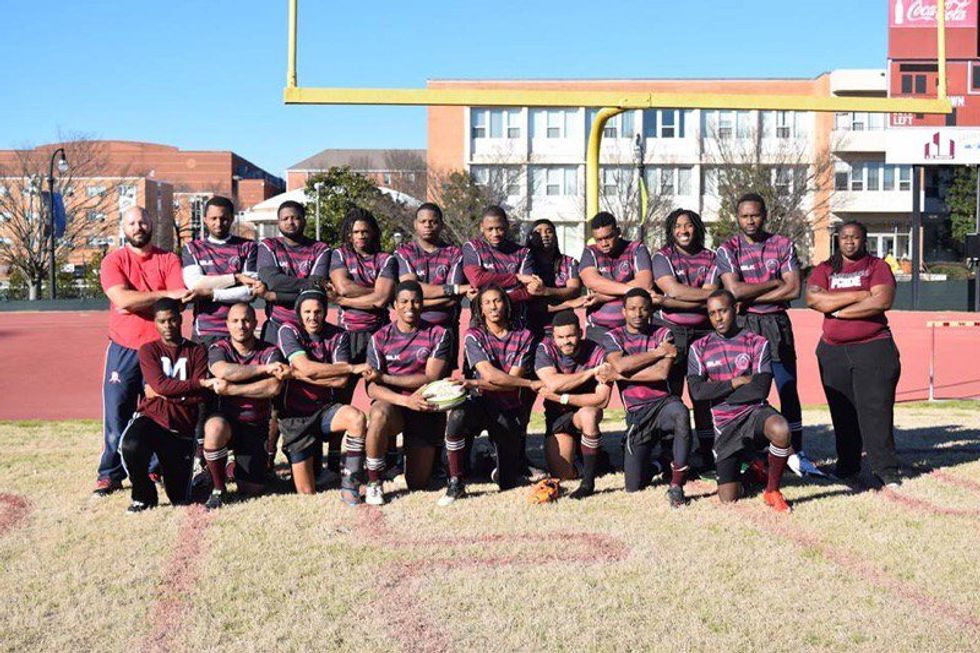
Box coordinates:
[560,393,570,405]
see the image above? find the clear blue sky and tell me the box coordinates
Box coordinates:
[0,0,888,178]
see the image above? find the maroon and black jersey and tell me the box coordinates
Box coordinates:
[601,325,673,413]
[330,246,398,332]
[534,338,606,416]
[181,236,258,337]
[258,237,331,326]
[463,325,535,411]
[714,233,798,314]
[278,323,350,417]
[207,338,284,425]
[366,322,452,396]
[578,240,653,330]
[137,338,209,435]
[526,253,579,337]
[688,329,771,429]
[462,237,533,303]
[394,240,465,326]
[652,245,717,327]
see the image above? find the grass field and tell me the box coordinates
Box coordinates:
[1,403,979,652]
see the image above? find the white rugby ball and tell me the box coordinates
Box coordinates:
[419,379,467,411]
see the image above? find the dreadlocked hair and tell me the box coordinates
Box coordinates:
[341,206,382,254]
[664,208,706,251]
[470,284,514,332]
[826,220,869,273]
[526,218,563,277]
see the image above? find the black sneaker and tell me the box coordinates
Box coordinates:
[568,482,595,500]
[875,472,903,490]
[666,485,686,508]
[438,477,466,506]
[205,490,226,511]
[92,478,123,498]
[126,500,155,514]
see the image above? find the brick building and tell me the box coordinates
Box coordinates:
[286,148,426,199]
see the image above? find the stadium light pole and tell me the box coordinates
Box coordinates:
[47,147,69,300]
[633,132,647,244]
[314,181,324,240]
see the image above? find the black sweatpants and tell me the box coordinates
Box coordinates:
[446,397,525,490]
[816,336,901,479]
[623,399,691,492]
[119,415,196,506]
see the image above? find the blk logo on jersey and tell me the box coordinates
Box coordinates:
[161,357,188,380]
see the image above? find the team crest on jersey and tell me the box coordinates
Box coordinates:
[765,259,779,272]
[299,261,311,275]
[617,261,632,276]
[228,255,241,269]
[435,264,449,278]
[415,347,431,363]
[734,353,751,371]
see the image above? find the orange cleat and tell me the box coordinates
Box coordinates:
[762,490,792,513]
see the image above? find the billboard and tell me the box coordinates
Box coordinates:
[889,0,977,28]
[885,127,980,163]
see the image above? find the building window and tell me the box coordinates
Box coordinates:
[716,111,734,139]
[190,196,206,238]
[471,109,487,138]
[531,166,577,197]
[600,168,621,196]
[866,164,880,191]
[850,163,864,191]
[644,166,693,196]
[472,166,522,196]
[86,211,106,222]
[736,111,753,138]
[914,74,927,94]
[774,168,793,194]
[471,108,521,139]
[971,62,980,93]
[530,109,575,139]
[834,161,912,192]
[86,185,108,197]
[703,168,718,196]
[898,165,912,191]
[643,109,688,139]
[547,110,565,138]
[506,110,521,138]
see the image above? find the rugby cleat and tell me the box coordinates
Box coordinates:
[568,481,595,500]
[762,490,792,513]
[788,452,827,479]
[92,477,123,498]
[438,477,466,506]
[205,490,227,511]
[126,500,155,514]
[666,485,686,508]
[875,472,903,490]
[365,481,385,506]
[339,486,362,506]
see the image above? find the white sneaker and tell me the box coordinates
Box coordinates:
[788,452,826,478]
[365,481,385,506]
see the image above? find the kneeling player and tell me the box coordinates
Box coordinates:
[442,285,541,505]
[601,288,690,507]
[278,290,369,502]
[120,298,224,513]
[203,303,289,509]
[362,281,453,505]
[687,290,793,512]
[534,311,611,499]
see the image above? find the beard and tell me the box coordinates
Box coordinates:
[125,231,152,248]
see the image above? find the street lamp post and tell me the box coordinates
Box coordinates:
[633,133,647,244]
[47,148,69,300]
[313,181,324,240]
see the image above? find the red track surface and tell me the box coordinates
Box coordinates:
[0,308,977,421]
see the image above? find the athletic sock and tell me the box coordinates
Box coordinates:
[446,436,466,479]
[767,444,791,492]
[366,457,385,484]
[326,450,342,473]
[789,422,803,454]
[670,462,688,488]
[203,447,228,492]
[344,436,365,487]
[579,434,600,487]
[697,430,715,468]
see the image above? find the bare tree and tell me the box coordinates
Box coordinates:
[596,160,675,250]
[426,163,531,245]
[0,137,138,299]
[382,149,428,202]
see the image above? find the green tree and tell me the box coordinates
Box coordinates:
[429,170,490,245]
[944,165,977,259]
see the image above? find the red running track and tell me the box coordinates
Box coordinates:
[0,308,977,421]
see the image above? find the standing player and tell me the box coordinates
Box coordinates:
[96,206,190,497]
[277,290,369,501]
[534,311,611,499]
[361,281,453,505]
[578,212,659,345]
[652,209,719,473]
[203,303,289,510]
[461,206,537,308]
[687,290,793,512]
[806,221,902,487]
[714,193,820,478]
[600,288,690,507]
[119,298,222,513]
[524,218,588,339]
[257,200,331,341]
[441,285,541,505]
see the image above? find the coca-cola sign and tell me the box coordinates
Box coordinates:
[890,0,977,28]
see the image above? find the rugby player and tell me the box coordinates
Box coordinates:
[203,303,289,510]
[806,220,903,488]
[461,205,538,307]
[600,288,690,507]
[524,218,589,339]
[714,193,820,478]
[119,298,223,513]
[533,310,611,499]
[96,206,189,497]
[442,285,542,505]
[652,209,719,473]
[277,290,369,502]
[578,212,659,345]
[687,290,793,512]
[361,281,453,505]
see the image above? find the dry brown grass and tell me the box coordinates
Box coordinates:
[0,404,978,652]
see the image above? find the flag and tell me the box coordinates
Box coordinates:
[41,191,67,238]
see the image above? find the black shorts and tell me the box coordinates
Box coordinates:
[278,403,344,465]
[348,329,373,365]
[624,396,685,448]
[714,405,781,484]
[446,396,526,489]
[222,417,269,484]
[661,322,714,396]
[739,312,796,364]
[401,409,447,449]
[545,409,581,438]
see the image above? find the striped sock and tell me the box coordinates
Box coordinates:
[445,436,466,479]
[203,447,228,492]
[767,444,791,492]
[670,463,689,488]
[580,434,601,487]
[366,457,385,483]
